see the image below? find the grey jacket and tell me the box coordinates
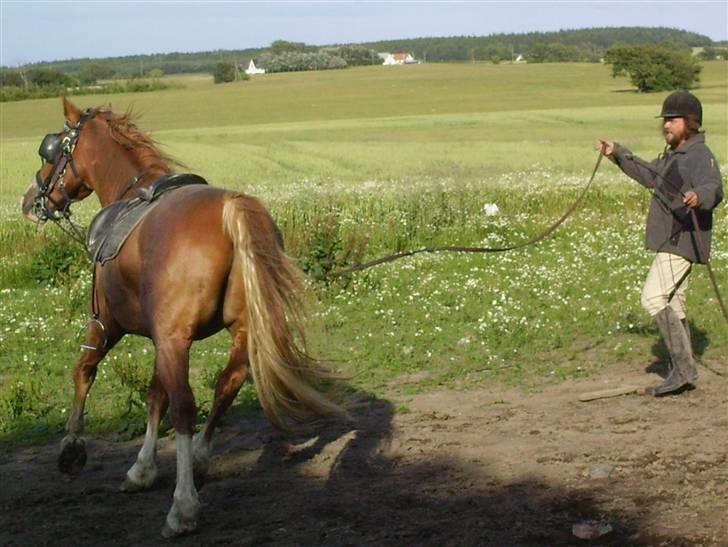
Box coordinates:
[612,134,723,264]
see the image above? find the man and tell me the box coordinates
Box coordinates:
[597,91,723,396]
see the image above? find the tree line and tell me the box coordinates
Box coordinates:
[0,65,177,102]
[1,27,725,100]
[358,26,714,63]
[4,26,718,75]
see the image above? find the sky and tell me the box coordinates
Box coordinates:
[1,0,727,66]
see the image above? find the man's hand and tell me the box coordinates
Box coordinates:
[683,190,700,208]
[595,140,615,157]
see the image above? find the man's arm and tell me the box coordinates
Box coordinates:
[596,140,660,189]
[682,148,724,211]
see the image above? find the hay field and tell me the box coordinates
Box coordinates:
[1,61,726,444]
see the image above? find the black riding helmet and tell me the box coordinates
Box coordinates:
[657,91,702,125]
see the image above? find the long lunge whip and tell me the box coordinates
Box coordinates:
[327,147,607,278]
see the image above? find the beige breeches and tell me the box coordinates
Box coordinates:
[641,252,692,319]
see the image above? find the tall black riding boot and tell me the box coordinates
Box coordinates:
[681,317,697,370]
[645,308,698,396]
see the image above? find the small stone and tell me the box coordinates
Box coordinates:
[572,521,613,539]
[588,464,614,479]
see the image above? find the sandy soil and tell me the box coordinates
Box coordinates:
[1,358,727,547]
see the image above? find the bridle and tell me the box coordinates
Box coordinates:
[32,109,96,246]
[32,108,114,350]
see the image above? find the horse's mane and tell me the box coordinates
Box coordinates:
[95,106,184,172]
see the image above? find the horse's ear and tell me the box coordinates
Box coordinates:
[62,97,82,126]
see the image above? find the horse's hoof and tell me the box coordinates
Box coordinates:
[161,520,196,539]
[161,523,175,539]
[58,436,87,475]
[162,494,200,538]
[119,477,144,493]
[120,461,159,492]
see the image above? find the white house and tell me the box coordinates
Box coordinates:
[245,60,265,75]
[382,52,416,65]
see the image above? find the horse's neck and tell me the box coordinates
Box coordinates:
[94,155,166,207]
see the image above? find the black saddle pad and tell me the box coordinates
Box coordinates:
[86,174,207,264]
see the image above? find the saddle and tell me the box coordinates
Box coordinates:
[86,173,208,264]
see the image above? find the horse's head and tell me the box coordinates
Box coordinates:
[21,98,98,223]
[21,97,176,223]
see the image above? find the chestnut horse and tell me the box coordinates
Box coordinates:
[21,98,345,537]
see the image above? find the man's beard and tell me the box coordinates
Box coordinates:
[664,129,684,149]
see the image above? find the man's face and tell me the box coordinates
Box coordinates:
[663,117,687,149]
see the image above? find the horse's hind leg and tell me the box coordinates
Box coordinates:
[151,338,200,538]
[193,326,249,475]
[59,323,122,475]
[120,372,168,492]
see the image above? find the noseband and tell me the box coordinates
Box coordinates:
[33,109,95,222]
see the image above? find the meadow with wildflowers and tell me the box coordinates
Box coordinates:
[1,61,726,447]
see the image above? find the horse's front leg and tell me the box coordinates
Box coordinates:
[59,323,121,475]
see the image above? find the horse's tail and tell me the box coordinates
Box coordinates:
[222,193,346,430]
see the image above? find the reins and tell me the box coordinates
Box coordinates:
[326,148,607,278]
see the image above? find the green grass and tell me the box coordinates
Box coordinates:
[1,61,726,449]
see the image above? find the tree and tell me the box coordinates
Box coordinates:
[528,42,584,63]
[698,46,728,61]
[604,44,702,92]
[78,62,114,85]
[269,40,311,55]
[28,67,74,87]
[0,69,25,88]
[213,61,236,83]
[329,45,381,66]
[258,51,346,73]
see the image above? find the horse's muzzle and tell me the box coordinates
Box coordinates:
[21,181,42,223]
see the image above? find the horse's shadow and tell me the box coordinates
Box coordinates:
[206,389,396,484]
[179,391,658,547]
[1,388,698,546]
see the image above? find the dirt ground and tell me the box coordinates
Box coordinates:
[1,358,727,547]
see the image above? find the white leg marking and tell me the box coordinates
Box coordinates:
[162,433,200,538]
[121,422,159,491]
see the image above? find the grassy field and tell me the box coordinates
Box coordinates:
[1,61,726,447]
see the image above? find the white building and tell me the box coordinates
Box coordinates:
[245,60,265,75]
[382,52,416,65]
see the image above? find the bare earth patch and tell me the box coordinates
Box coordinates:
[1,358,726,546]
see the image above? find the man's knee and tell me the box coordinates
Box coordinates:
[641,291,666,317]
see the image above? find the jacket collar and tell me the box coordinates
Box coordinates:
[673,133,705,154]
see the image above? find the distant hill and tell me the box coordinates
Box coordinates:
[3,26,715,76]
